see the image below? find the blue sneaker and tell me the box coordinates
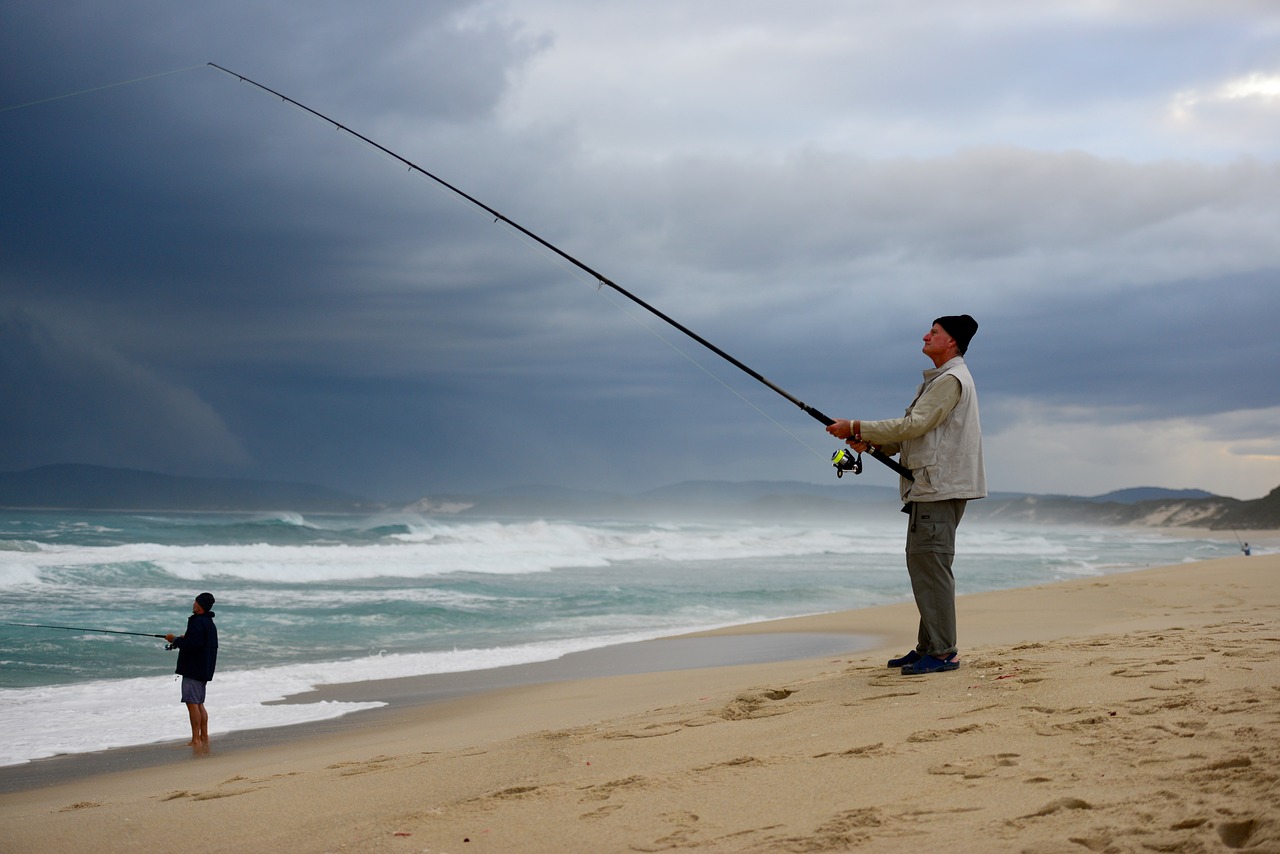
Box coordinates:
[901,654,959,675]
[887,650,922,668]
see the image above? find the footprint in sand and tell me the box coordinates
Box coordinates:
[906,723,987,743]
[717,688,795,721]
[578,774,649,803]
[579,803,624,821]
[927,752,1020,779]
[812,741,891,759]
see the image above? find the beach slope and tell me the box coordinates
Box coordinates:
[3,554,1277,853]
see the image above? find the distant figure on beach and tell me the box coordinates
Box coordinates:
[826,315,986,676]
[166,592,218,751]
[1242,542,1251,556]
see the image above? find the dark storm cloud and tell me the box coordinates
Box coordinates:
[3,2,1279,499]
[0,311,249,471]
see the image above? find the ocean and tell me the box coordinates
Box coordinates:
[0,506,1235,767]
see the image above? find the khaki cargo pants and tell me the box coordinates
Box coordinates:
[905,498,967,659]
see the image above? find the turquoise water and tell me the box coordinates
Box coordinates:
[0,507,1232,765]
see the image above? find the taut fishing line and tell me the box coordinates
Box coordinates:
[0,65,205,114]
[205,63,912,480]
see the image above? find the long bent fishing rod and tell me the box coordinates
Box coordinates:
[2,621,167,639]
[207,63,912,481]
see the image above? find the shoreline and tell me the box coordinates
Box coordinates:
[3,551,1278,851]
[0,631,873,793]
[1,527,1273,793]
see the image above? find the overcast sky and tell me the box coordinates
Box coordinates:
[3,1,1279,502]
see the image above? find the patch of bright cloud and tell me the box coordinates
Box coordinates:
[988,401,1280,500]
[1171,71,1280,119]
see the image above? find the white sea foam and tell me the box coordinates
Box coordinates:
[0,670,384,767]
[0,627,708,767]
[0,518,898,586]
[0,562,42,587]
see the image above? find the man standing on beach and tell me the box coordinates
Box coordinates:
[826,316,986,675]
[166,592,218,750]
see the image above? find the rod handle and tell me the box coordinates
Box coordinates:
[801,405,915,481]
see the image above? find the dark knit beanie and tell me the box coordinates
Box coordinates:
[934,315,978,355]
[196,592,216,611]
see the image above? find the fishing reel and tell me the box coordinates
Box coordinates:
[831,447,863,478]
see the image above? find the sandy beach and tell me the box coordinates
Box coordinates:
[2,540,1277,853]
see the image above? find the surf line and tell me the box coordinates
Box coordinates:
[206,63,911,482]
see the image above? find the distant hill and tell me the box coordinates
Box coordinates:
[1084,486,1218,504]
[0,464,375,513]
[973,485,1280,530]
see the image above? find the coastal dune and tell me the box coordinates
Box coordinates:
[2,548,1278,853]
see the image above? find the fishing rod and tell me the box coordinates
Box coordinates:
[2,622,167,640]
[1232,530,1251,555]
[207,63,912,481]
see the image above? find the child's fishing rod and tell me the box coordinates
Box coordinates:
[206,63,912,481]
